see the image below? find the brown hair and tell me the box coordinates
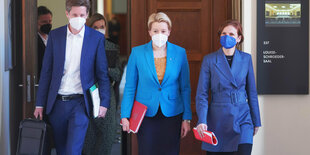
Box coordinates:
[86,13,107,27]
[65,0,90,13]
[217,20,244,44]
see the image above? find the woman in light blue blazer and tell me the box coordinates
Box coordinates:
[121,12,192,155]
[196,20,261,155]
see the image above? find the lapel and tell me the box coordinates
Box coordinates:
[144,41,161,85]
[59,26,68,75]
[160,42,173,86]
[215,48,237,87]
[80,26,90,74]
[230,49,242,85]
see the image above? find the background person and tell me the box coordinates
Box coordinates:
[195,20,261,155]
[121,12,192,155]
[37,6,52,78]
[86,13,123,104]
[82,13,122,155]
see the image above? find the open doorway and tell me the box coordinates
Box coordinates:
[10,0,241,154]
[10,0,130,154]
[35,0,129,155]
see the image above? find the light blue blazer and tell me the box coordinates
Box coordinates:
[121,41,192,120]
[196,48,261,152]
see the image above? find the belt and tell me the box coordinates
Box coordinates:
[57,94,83,101]
[212,91,247,103]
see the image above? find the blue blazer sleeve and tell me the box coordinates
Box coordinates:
[196,56,211,125]
[246,56,261,127]
[36,31,54,107]
[96,36,111,108]
[121,49,138,118]
[179,49,192,120]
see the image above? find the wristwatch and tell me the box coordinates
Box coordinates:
[183,120,191,123]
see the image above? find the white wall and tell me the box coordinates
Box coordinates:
[0,0,3,151]
[38,0,68,29]
[97,0,104,15]
[243,0,310,155]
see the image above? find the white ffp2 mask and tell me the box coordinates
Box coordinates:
[69,17,86,30]
[152,33,168,48]
[97,29,105,35]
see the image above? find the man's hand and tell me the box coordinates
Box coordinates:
[34,107,44,120]
[98,106,108,118]
[181,120,191,138]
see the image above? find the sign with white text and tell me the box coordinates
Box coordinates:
[257,0,309,94]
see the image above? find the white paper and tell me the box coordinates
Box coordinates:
[90,87,100,117]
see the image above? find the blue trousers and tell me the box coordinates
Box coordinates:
[48,97,89,155]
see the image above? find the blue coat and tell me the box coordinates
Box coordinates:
[121,41,192,120]
[36,25,111,116]
[196,48,261,152]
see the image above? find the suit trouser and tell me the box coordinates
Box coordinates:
[48,96,89,155]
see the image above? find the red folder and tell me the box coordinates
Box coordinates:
[193,127,218,146]
[122,101,147,133]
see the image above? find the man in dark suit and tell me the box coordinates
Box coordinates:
[37,6,52,78]
[34,0,110,154]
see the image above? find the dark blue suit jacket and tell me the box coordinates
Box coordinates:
[36,25,110,116]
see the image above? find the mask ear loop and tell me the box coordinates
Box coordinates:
[236,35,242,50]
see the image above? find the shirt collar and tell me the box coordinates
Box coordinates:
[67,25,85,38]
[38,32,48,46]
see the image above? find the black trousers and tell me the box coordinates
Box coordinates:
[137,108,182,155]
[206,144,253,155]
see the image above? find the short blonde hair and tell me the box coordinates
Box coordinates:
[147,12,172,30]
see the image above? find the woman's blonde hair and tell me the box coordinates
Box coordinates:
[147,12,172,30]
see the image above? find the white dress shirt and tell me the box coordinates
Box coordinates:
[58,26,85,95]
[38,32,48,46]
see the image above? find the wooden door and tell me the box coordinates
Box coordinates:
[9,0,24,153]
[8,0,37,153]
[130,0,232,154]
[21,0,38,119]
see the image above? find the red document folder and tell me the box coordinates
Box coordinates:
[193,127,218,146]
[122,101,147,133]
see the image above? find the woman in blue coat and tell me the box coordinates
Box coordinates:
[121,12,192,155]
[196,20,261,155]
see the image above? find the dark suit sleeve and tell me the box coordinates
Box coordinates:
[36,32,54,107]
[246,55,261,127]
[96,37,111,108]
[196,56,211,125]
[37,35,46,79]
